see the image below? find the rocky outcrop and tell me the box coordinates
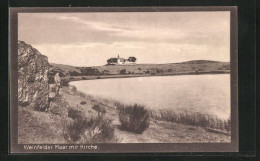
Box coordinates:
[18,41,49,110]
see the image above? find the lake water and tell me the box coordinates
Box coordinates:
[70,74,230,119]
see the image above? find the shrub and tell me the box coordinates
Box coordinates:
[78,91,86,98]
[70,85,77,92]
[50,105,63,116]
[63,114,115,143]
[87,116,115,142]
[156,69,164,73]
[144,70,150,74]
[80,67,101,76]
[61,79,70,86]
[69,71,81,76]
[118,104,150,134]
[92,105,106,114]
[48,76,54,84]
[80,101,87,105]
[64,116,87,142]
[102,70,110,75]
[68,108,84,120]
[119,69,126,74]
[166,69,173,72]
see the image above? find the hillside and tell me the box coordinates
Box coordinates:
[49,60,230,81]
[179,60,222,64]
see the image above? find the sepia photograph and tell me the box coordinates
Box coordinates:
[10,7,238,153]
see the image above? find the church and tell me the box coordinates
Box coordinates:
[117,55,131,65]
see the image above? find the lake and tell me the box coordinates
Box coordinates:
[70,74,230,119]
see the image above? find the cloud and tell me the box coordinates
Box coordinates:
[58,16,128,33]
[34,40,229,67]
[18,12,230,66]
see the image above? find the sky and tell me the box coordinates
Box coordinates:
[18,11,230,66]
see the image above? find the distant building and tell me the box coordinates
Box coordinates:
[117,55,132,65]
[107,54,136,65]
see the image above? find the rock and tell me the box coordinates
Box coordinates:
[49,84,56,98]
[18,41,49,110]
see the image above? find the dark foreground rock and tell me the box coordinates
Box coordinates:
[18,41,49,110]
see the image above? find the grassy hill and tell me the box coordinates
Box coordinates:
[49,60,230,82]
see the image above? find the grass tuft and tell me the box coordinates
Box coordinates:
[68,108,84,120]
[64,110,115,143]
[118,104,150,134]
[149,109,231,131]
[92,105,106,114]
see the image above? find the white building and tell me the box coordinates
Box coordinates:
[117,54,131,65]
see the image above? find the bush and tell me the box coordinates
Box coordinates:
[61,79,70,86]
[156,69,164,73]
[102,70,110,75]
[50,105,63,116]
[48,76,54,84]
[63,114,115,143]
[118,104,150,134]
[68,108,84,120]
[119,69,126,74]
[166,69,173,72]
[80,101,87,105]
[71,85,77,92]
[89,116,115,142]
[92,105,106,113]
[69,71,81,76]
[144,70,150,74]
[64,116,87,142]
[80,67,101,76]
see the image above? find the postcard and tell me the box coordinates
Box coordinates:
[9,7,238,153]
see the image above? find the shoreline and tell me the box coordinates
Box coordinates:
[61,70,231,131]
[66,83,231,131]
[18,81,231,144]
[63,70,230,82]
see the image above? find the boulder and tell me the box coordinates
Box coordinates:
[18,41,49,110]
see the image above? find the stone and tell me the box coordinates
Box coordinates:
[18,41,49,110]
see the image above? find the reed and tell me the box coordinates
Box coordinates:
[68,85,230,131]
[64,109,115,143]
[149,109,230,131]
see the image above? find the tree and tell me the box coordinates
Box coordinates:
[107,58,118,64]
[112,58,118,63]
[128,57,137,62]
[107,59,111,64]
